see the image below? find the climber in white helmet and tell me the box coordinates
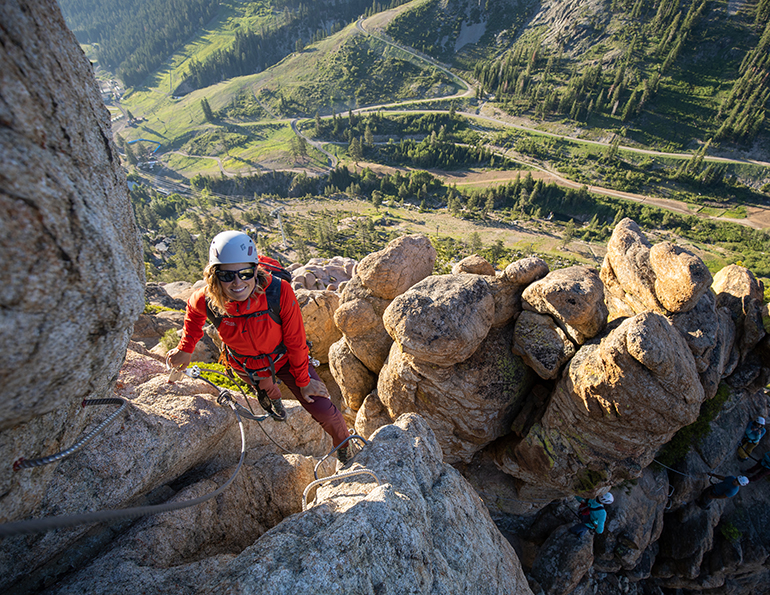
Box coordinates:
[167,231,351,463]
[696,475,749,510]
[570,492,613,536]
[737,416,766,460]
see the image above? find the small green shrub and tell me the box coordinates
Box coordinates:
[719,521,742,543]
[656,383,732,467]
[190,362,248,394]
[159,328,180,352]
[144,303,177,314]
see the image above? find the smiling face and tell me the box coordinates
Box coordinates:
[218,262,256,302]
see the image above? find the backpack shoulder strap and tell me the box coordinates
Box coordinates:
[205,297,223,329]
[264,274,282,326]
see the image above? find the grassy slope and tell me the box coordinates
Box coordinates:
[387,0,768,152]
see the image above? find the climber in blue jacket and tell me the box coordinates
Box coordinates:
[570,493,613,536]
[696,475,748,509]
[737,417,766,460]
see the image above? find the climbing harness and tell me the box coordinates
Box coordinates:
[13,398,127,472]
[172,362,292,454]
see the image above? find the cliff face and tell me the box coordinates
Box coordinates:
[0,0,145,586]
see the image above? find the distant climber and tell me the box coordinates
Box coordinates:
[737,417,766,460]
[167,231,351,463]
[696,475,749,509]
[570,493,613,536]
[745,451,770,483]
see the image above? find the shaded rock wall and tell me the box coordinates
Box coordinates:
[0,0,144,430]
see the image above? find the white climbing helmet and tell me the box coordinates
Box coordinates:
[757,417,766,425]
[598,492,614,505]
[737,476,749,486]
[209,231,257,265]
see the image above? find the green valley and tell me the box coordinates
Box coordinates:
[59,0,769,296]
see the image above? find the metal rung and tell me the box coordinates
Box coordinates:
[302,469,382,510]
[314,434,369,480]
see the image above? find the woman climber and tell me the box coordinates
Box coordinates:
[167,230,350,462]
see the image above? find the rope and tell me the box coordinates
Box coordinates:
[0,402,246,538]
[13,398,128,471]
[652,458,701,478]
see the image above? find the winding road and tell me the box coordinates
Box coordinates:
[144,10,769,230]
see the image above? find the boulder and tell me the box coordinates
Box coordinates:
[503,256,549,285]
[0,347,329,592]
[354,390,392,439]
[712,264,767,362]
[377,325,534,463]
[698,307,738,400]
[649,242,712,313]
[333,291,393,373]
[192,414,534,595]
[145,283,187,311]
[452,254,496,275]
[669,290,720,373]
[45,454,318,595]
[161,280,195,301]
[712,264,765,317]
[600,218,662,314]
[496,313,705,494]
[132,311,183,346]
[599,255,638,321]
[488,271,526,328]
[0,0,145,432]
[328,337,377,421]
[383,274,495,367]
[530,525,594,595]
[513,310,576,380]
[355,234,436,300]
[294,289,341,364]
[522,265,608,345]
[290,256,357,292]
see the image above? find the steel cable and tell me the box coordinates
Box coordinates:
[13,398,128,471]
[0,401,246,538]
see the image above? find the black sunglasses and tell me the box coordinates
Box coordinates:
[215,266,256,283]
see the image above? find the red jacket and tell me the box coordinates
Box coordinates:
[177,273,310,386]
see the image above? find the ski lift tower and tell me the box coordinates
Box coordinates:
[270,206,287,249]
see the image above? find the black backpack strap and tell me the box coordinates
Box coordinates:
[205,298,223,329]
[263,274,282,325]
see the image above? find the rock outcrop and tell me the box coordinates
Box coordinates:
[289,255,357,292]
[601,219,713,318]
[0,0,145,433]
[43,414,534,595]
[330,235,436,418]
[522,265,608,345]
[497,312,705,495]
[0,346,330,592]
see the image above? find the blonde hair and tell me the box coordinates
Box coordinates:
[204,263,267,316]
